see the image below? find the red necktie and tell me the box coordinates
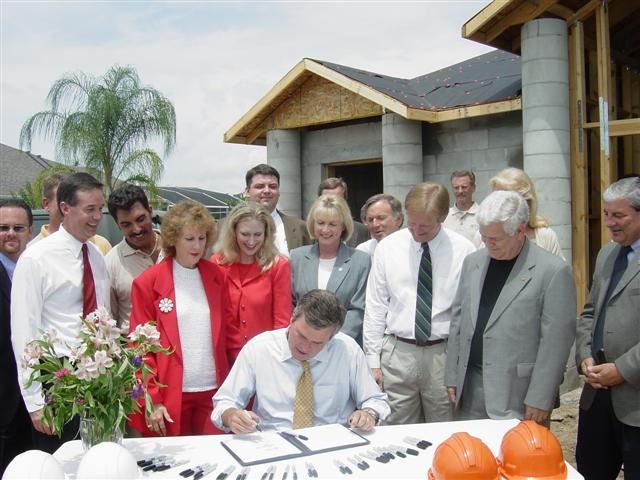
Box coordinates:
[82,243,97,317]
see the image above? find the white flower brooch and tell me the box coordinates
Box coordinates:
[158,298,174,313]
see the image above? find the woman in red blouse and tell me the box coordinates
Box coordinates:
[212,202,292,363]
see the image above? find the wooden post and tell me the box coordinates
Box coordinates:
[569,20,589,307]
[596,2,613,247]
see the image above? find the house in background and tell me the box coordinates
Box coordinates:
[224,0,640,307]
[1,142,236,229]
[0,143,59,198]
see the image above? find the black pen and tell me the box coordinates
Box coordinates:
[216,466,235,480]
[291,465,297,480]
[268,465,276,480]
[281,465,289,480]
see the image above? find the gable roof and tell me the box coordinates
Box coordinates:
[225,49,522,145]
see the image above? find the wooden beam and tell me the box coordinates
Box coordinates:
[596,1,613,246]
[583,118,640,136]
[569,20,589,308]
[304,60,410,119]
[462,0,516,40]
[423,98,522,123]
[484,0,560,44]
[572,0,608,24]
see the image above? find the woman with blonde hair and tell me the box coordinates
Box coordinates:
[488,167,564,259]
[212,201,291,363]
[129,200,229,437]
[290,194,371,345]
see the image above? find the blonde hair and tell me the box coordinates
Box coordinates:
[404,182,450,222]
[161,201,216,258]
[216,201,279,272]
[307,195,354,242]
[489,168,549,228]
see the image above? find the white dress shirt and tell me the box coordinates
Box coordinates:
[211,328,390,430]
[356,238,378,257]
[11,226,109,412]
[363,227,476,369]
[271,210,290,257]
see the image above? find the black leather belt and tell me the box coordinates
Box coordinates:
[394,335,445,346]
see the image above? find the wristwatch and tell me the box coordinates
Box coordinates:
[361,407,380,424]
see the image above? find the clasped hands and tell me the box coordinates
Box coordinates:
[580,357,624,389]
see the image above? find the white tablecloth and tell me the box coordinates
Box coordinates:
[54,419,583,479]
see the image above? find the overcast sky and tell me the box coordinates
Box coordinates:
[1,1,492,195]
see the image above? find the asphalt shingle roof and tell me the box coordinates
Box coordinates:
[315,49,521,111]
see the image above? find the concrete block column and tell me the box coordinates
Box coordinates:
[521,18,572,259]
[266,129,302,218]
[381,112,423,203]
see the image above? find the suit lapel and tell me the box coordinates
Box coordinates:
[0,262,10,305]
[303,244,320,291]
[485,240,533,330]
[596,247,618,310]
[610,250,640,300]
[326,243,351,293]
[152,259,182,362]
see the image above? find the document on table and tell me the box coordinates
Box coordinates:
[220,424,370,466]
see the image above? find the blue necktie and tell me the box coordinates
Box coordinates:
[592,245,632,356]
[415,242,432,345]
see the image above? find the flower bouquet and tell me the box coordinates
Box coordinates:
[21,307,169,444]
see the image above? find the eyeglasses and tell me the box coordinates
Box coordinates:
[0,225,29,233]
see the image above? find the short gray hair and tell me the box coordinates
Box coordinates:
[603,176,640,211]
[477,190,529,235]
[360,193,403,224]
[292,289,346,331]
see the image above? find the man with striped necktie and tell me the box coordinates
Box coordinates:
[364,182,475,425]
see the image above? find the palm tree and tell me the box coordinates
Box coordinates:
[19,65,176,196]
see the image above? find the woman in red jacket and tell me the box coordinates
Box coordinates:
[129,201,229,436]
[212,202,291,363]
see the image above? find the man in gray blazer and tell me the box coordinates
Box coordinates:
[445,190,576,425]
[575,176,640,480]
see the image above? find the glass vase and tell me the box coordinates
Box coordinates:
[79,415,124,451]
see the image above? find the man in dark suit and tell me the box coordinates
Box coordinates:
[244,164,310,256]
[0,198,34,476]
[445,190,576,425]
[575,176,640,479]
[317,177,369,248]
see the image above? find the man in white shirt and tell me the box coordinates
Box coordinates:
[11,172,109,453]
[443,170,480,243]
[356,193,404,256]
[29,172,112,255]
[243,164,310,256]
[364,182,476,425]
[105,185,161,330]
[212,289,389,433]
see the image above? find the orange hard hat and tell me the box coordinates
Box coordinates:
[427,432,500,480]
[498,420,567,480]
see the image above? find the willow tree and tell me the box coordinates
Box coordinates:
[19,65,176,196]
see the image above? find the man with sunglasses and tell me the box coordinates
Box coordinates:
[0,198,34,476]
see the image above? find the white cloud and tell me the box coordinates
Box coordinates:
[1,0,492,194]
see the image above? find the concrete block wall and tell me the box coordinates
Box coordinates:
[300,121,382,216]
[422,111,524,204]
